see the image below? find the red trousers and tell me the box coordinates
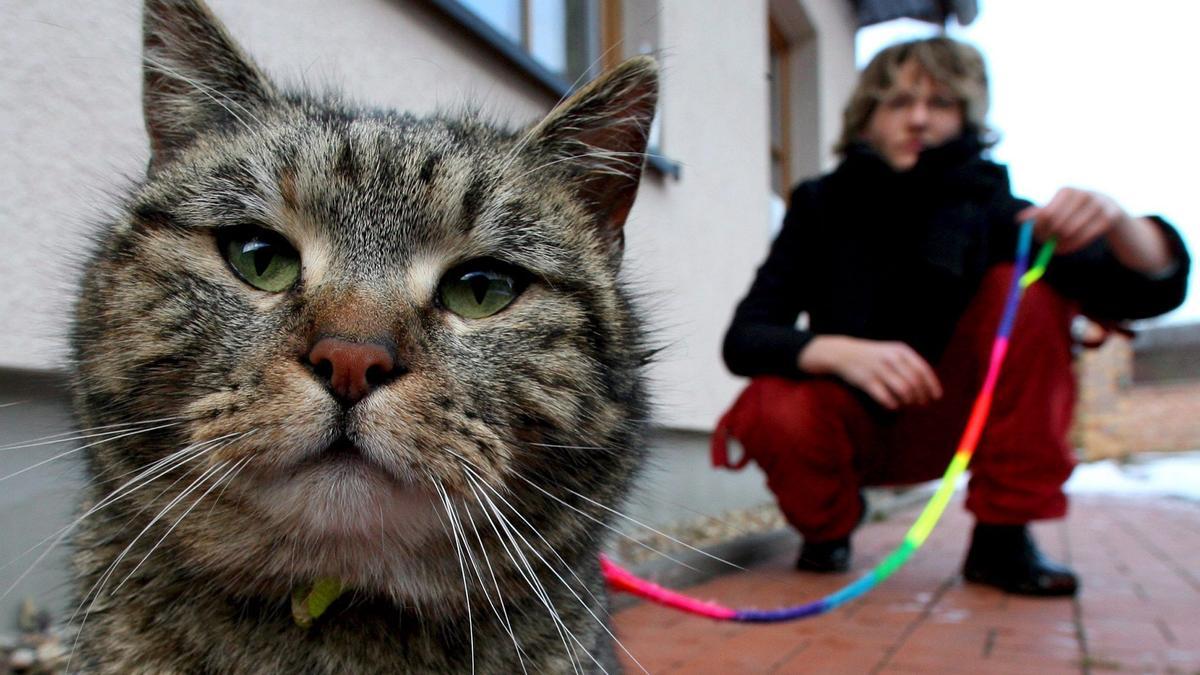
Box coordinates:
[712,265,1079,542]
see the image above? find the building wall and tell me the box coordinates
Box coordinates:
[0,371,83,638]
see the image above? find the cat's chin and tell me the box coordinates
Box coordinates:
[249,454,442,543]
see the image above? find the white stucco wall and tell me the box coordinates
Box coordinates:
[623,0,774,428]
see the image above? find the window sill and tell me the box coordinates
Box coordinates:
[424,0,681,180]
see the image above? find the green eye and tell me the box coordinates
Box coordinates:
[218,226,301,293]
[438,260,528,319]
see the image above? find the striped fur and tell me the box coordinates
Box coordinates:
[68,1,658,671]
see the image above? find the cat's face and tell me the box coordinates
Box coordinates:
[71,0,655,604]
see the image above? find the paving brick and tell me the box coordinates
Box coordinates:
[613,494,1198,672]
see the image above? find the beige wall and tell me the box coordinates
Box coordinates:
[0,0,856,431]
[624,0,773,429]
[1074,336,1200,459]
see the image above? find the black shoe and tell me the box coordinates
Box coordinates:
[962,523,1079,597]
[797,536,851,573]
[796,491,865,573]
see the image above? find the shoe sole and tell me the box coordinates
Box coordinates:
[962,569,1078,597]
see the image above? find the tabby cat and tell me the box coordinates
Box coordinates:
[68,0,656,671]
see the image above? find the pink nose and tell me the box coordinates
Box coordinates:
[307,338,398,405]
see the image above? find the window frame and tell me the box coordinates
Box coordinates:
[767,18,793,199]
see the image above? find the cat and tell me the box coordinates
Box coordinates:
[67,0,657,671]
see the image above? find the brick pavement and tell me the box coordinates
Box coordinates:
[612,494,1200,674]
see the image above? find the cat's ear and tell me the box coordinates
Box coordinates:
[142,0,277,167]
[526,56,659,257]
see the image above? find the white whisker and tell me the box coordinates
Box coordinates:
[0,421,184,483]
[463,471,647,674]
[444,448,703,572]
[112,456,249,594]
[96,460,229,600]
[434,481,475,674]
[64,431,251,670]
[468,478,577,670]
[459,491,528,674]
[475,489,593,675]
[0,415,192,452]
[522,470,743,571]
[0,435,227,587]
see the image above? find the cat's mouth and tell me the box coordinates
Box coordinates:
[303,434,394,477]
[320,436,368,464]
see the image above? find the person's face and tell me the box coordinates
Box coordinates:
[863,60,965,171]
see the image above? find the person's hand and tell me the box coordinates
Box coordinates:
[1016,187,1133,254]
[798,335,943,410]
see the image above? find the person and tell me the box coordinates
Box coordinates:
[713,37,1190,596]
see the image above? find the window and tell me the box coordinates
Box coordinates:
[432,0,680,178]
[457,0,604,84]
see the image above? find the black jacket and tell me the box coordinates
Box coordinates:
[723,136,1191,379]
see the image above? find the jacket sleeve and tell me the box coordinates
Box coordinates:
[721,184,816,379]
[1049,216,1190,321]
[991,203,1191,320]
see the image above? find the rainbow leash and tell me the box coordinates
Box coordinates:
[602,221,1056,623]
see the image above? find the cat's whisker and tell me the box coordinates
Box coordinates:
[0,435,228,601]
[466,477,577,670]
[0,421,185,483]
[125,435,246,523]
[0,418,186,453]
[458,489,529,675]
[0,400,31,409]
[64,433,250,613]
[94,459,231,601]
[445,447,700,572]
[522,468,744,572]
[444,499,484,672]
[467,471,605,674]
[96,430,248,489]
[481,500,583,674]
[465,472,647,675]
[112,455,249,595]
[204,439,257,519]
[433,481,476,674]
[463,472,642,667]
[525,441,622,453]
[622,487,772,541]
[462,466,607,611]
[0,414,195,452]
[66,451,236,672]
[473,486,595,675]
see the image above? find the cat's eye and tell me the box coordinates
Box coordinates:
[217,226,301,293]
[438,260,529,319]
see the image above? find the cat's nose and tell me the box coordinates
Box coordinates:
[307,337,401,406]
